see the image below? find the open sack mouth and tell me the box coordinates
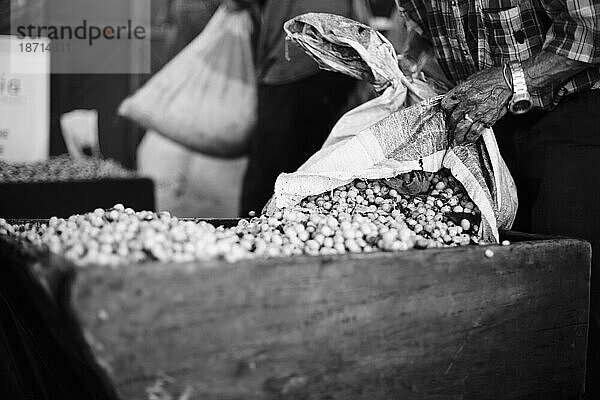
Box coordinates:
[287,21,363,64]
[284,15,376,83]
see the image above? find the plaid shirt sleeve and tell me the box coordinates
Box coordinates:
[541,0,600,64]
[393,0,600,109]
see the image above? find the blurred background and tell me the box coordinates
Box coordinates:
[0,0,423,218]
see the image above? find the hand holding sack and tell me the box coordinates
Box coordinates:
[273,13,517,243]
[118,5,256,158]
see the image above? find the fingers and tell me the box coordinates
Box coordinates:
[442,86,489,145]
[465,121,487,142]
[441,91,460,113]
[450,105,468,128]
[453,117,473,144]
[453,116,487,145]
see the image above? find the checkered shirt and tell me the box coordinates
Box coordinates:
[396,0,600,109]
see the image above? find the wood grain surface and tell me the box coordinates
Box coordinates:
[67,237,590,400]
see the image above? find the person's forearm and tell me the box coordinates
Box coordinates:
[521,51,590,104]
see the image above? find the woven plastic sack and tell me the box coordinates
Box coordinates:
[119,5,256,158]
[274,13,517,242]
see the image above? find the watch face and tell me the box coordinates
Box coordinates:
[511,99,532,114]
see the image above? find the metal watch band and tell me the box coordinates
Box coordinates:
[509,61,528,95]
[507,61,533,114]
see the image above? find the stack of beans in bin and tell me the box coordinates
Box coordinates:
[0,169,487,267]
[0,155,135,183]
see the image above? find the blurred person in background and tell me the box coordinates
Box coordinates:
[393,0,599,396]
[226,0,369,216]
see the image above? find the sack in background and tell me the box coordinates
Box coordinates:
[137,131,191,213]
[138,131,247,218]
[120,5,256,158]
[274,13,517,243]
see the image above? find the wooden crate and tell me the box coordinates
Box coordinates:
[0,226,591,399]
[58,231,588,400]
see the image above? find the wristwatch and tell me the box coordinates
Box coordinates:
[504,61,532,114]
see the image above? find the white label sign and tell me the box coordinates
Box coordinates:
[0,35,50,162]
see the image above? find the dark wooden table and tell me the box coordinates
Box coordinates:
[0,228,591,400]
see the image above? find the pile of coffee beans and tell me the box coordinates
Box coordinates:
[0,155,136,183]
[0,169,483,266]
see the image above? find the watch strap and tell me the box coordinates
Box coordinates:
[507,61,532,114]
[508,61,528,95]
